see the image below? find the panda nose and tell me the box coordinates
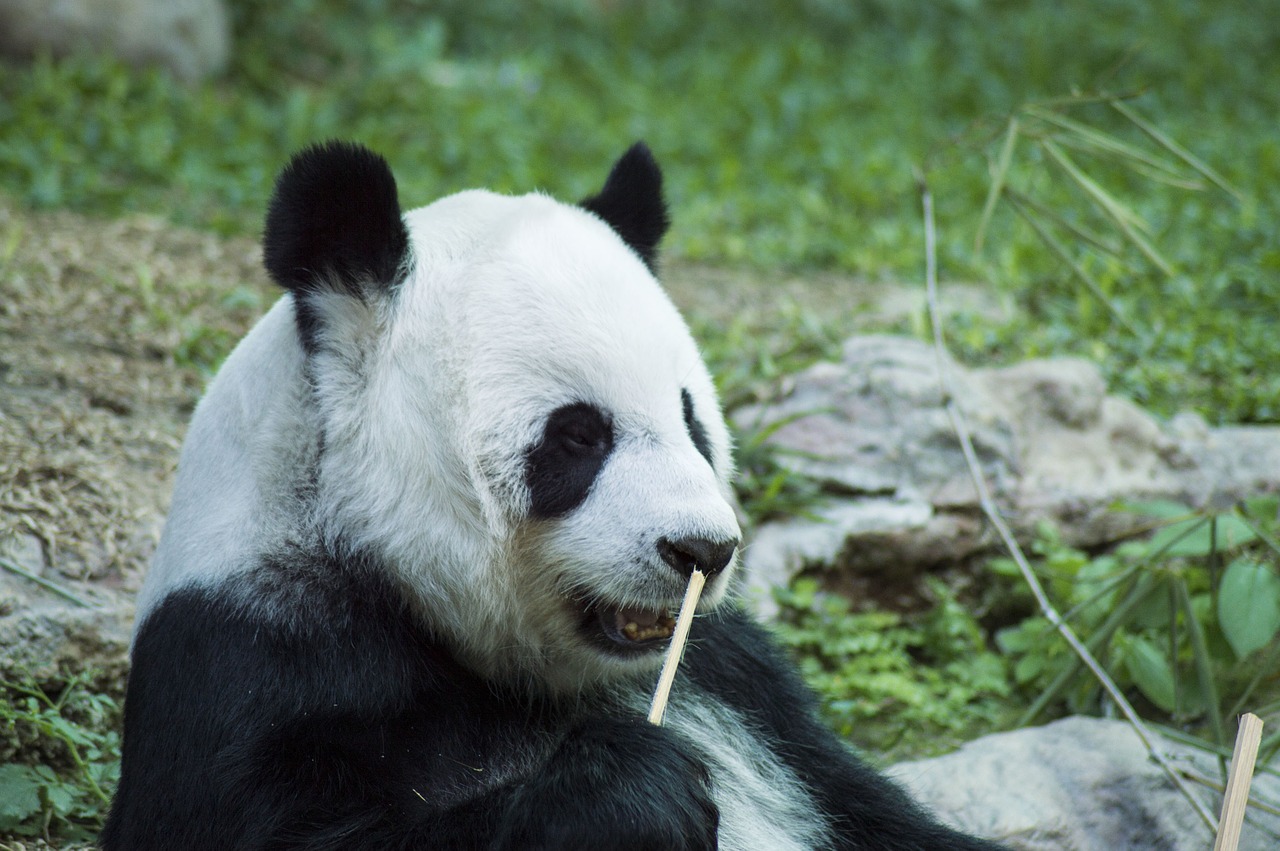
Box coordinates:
[657,535,739,579]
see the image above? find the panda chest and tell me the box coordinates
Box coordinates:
[657,693,833,851]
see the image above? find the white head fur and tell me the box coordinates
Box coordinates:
[138,142,741,693]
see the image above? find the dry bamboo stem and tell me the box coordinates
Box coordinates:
[1213,713,1265,851]
[916,175,1219,832]
[648,569,707,725]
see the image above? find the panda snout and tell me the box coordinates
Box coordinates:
[656,535,739,579]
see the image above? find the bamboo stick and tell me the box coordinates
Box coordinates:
[648,569,707,726]
[1213,713,1264,851]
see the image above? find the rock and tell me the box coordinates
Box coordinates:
[0,0,230,82]
[737,335,1280,590]
[0,534,133,682]
[889,716,1280,851]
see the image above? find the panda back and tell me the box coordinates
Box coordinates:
[133,298,315,626]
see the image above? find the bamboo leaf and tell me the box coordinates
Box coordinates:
[1111,99,1246,203]
[975,116,1018,254]
[1018,572,1158,725]
[1005,192,1138,333]
[1027,105,1189,178]
[1006,187,1128,261]
[1051,134,1206,190]
[1040,138,1177,277]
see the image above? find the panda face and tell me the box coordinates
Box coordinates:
[243,142,741,690]
[400,192,739,688]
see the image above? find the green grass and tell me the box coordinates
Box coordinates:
[1,1,1277,423]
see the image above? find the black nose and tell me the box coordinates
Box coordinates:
[657,536,739,579]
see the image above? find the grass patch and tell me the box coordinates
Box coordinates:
[773,578,1017,760]
[0,676,120,844]
[0,1,1276,420]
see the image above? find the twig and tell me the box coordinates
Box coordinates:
[648,570,707,726]
[915,172,1219,833]
[0,553,95,608]
[1214,713,1265,851]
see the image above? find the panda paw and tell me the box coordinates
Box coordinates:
[491,717,718,850]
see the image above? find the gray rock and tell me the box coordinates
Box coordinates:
[737,336,1280,589]
[0,0,230,81]
[0,534,132,682]
[889,716,1280,851]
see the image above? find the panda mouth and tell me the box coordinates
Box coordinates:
[579,601,677,655]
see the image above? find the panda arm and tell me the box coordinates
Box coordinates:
[103,579,718,851]
[101,580,523,850]
[684,607,1007,851]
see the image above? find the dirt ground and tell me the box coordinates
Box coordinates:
[0,197,271,596]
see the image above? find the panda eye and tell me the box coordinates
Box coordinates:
[558,419,609,453]
[525,402,615,518]
[681,388,714,466]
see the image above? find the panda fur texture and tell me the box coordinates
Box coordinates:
[102,142,1005,851]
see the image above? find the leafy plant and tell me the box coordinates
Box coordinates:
[772,578,1014,759]
[0,676,121,843]
[992,498,1280,760]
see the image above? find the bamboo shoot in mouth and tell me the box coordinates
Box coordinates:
[647,569,706,726]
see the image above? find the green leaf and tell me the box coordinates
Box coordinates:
[1125,636,1178,712]
[1241,495,1279,523]
[974,115,1018,254]
[1146,517,1211,557]
[0,763,44,828]
[1218,558,1280,659]
[1145,514,1256,558]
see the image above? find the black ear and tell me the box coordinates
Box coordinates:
[263,140,409,303]
[579,142,669,271]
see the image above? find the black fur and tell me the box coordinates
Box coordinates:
[525,401,614,518]
[681,388,714,466]
[102,548,1003,850]
[263,141,410,353]
[687,610,1004,851]
[579,142,670,271]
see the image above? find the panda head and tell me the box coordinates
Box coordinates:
[259,141,740,691]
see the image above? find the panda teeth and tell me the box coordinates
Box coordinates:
[617,611,676,643]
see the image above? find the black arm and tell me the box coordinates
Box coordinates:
[102,577,717,851]
[684,607,1006,851]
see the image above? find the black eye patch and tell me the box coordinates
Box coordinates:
[525,402,615,518]
[681,389,713,467]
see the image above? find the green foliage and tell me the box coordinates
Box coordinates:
[772,578,1014,759]
[946,93,1279,424]
[0,676,121,843]
[991,498,1280,756]
[0,1,1276,422]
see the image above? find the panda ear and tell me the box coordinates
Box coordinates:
[263,141,410,352]
[579,142,669,271]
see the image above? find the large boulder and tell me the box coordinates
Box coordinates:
[891,716,1280,851]
[0,0,230,81]
[738,335,1280,605]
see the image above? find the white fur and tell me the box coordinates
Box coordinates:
[139,187,741,692]
[627,688,833,851]
[134,300,314,622]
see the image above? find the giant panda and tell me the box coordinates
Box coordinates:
[102,141,1004,851]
